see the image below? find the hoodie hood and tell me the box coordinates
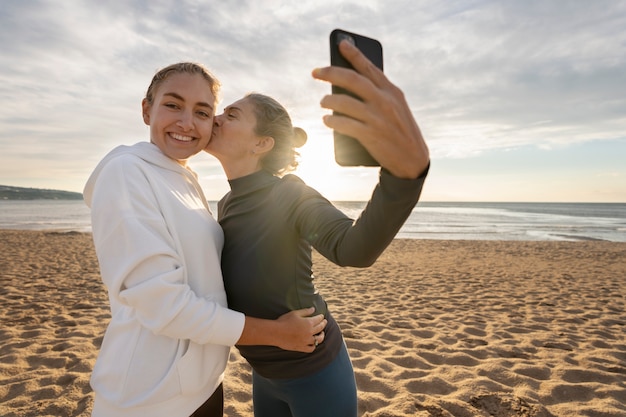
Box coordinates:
[83,142,202,208]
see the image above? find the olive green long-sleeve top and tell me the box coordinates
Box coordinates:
[218,167,428,379]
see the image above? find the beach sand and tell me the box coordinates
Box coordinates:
[1,230,625,417]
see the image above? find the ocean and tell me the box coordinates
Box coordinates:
[1,200,625,242]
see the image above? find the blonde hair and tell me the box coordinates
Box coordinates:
[145,62,220,106]
[245,93,307,175]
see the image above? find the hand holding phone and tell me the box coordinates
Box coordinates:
[330,29,383,167]
[315,30,430,179]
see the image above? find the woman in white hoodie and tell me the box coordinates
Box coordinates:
[83,62,327,417]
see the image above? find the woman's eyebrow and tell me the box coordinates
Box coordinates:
[224,106,242,113]
[164,92,214,111]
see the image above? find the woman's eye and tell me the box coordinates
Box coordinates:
[197,111,211,118]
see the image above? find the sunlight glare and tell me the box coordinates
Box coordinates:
[295,134,339,192]
[294,131,379,201]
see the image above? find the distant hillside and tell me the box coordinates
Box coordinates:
[0,185,83,200]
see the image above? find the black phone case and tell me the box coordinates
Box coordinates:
[330,29,383,166]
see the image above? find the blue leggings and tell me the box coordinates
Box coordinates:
[252,343,357,417]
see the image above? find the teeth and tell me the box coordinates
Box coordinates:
[171,133,193,142]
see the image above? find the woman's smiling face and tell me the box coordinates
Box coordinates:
[142,72,216,163]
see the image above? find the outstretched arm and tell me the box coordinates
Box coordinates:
[312,39,430,179]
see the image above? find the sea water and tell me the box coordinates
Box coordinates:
[0,200,92,232]
[1,200,625,242]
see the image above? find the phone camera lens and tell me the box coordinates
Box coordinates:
[337,33,355,46]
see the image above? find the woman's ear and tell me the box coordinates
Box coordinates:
[255,136,275,155]
[141,99,150,125]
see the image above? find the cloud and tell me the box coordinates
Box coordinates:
[0,0,625,200]
[381,1,626,151]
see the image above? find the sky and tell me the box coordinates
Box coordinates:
[1,0,625,202]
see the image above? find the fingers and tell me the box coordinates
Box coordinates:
[301,307,327,335]
[307,331,325,352]
[312,316,328,335]
[313,67,381,144]
[312,41,387,104]
[319,92,370,124]
[273,308,329,353]
[312,65,378,107]
[337,40,387,89]
[292,306,316,317]
[299,308,327,351]
[311,41,390,144]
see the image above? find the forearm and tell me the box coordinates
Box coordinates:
[311,167,428,267]
[237,316,282,347]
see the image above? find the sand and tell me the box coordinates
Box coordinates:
[0,230,625,417]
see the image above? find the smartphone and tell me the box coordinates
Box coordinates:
[330,29,383,166]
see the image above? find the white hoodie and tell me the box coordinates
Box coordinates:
[83,142,245,417]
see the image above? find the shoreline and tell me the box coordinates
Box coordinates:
[1,230,625,416]
[0,228,622,243]
[2,200,626,243]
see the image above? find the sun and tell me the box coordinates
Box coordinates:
[294,135,338,191]
[293,132,377,201]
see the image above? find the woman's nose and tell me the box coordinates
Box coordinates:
[177,110,194,130]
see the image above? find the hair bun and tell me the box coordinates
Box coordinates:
[292,127,308,148]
